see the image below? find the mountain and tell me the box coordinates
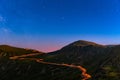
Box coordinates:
[45,40,120,80]
[0,45,44,58]
[45,40,108,72]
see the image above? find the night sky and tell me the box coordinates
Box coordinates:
[0,0,120,52]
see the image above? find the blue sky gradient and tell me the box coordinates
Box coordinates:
[0,0,120,52]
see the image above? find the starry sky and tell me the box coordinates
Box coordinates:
[0,0,120,52]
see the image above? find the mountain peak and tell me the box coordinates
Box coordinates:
[68,40,104,47]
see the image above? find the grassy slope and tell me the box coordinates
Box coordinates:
[0,59,82,80]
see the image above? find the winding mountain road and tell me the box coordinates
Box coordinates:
[10,53,91,80]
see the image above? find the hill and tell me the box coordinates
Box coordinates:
[45,40,120,80]
[45,40,108,72]
[0,45,44,58]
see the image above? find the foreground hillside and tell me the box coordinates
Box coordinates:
[0,59,82,80]
[0,40,120,80]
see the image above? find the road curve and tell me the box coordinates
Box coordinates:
[10,53,91,80]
